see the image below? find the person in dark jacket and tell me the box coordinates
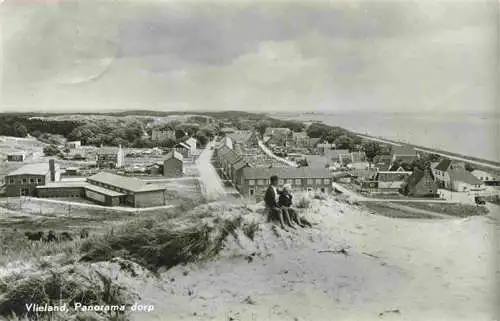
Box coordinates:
[264,175,287,230]
[279,184,312,228]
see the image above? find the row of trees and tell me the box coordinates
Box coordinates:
[254,119,307,137]
[0,115,81,138]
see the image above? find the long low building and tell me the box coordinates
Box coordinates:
[3,160,168,208]
[237,167,331,201]
[36,172,167,208]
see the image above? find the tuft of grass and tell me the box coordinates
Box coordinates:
[242,221,260,241]
[313,192,328,201]
[295,196,312,209]
[0,268,135,321]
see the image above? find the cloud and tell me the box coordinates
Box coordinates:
[1,0,497,113]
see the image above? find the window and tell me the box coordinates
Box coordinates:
[307,188,312,192]
[22,178,27,184]
[9,178,14,184]
[257,179,265,185]
[307,179,313,185]
[30,178,35,184]
[249,180,255,186]
[249,189,255,196]
[37,178,42,184]
[315,179,322,185]
[324,179,330,185]
[295,179,301,185]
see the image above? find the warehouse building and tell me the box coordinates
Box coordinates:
[4,160,61,196]
[86,172,166,207]
[37,172,167,207]
[163,151,184,177]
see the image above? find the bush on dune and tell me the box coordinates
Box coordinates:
[79,203,262,273]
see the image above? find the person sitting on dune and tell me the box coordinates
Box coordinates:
[279,184,312,228]
[264,175,288,230]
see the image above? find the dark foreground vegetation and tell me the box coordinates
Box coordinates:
[0,199,264,321]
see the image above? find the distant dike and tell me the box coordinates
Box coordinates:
[271,112,500,169]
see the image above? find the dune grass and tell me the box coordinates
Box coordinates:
[79,208,248,273]
[0,198,270,321]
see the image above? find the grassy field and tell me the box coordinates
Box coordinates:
[362,202,440,219]
[397,202,489,217]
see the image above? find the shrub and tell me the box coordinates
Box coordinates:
[0,268,135,320]
[295,196,312,209]
[242,221,260,241]
[313,192,328,200]
[79,209,247,273]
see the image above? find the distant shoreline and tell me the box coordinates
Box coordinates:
[271,112,500,170]
[355,133,500,170]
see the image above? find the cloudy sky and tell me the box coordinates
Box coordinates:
[1,0,497,113]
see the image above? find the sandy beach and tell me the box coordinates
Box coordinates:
[121,198,500,321]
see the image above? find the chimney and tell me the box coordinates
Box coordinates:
[49,159,56,182]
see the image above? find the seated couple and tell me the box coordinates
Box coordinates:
[264,175,312,230]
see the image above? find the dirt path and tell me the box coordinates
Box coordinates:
[195,141,227,201]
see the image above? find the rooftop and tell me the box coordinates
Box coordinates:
[434,159,453,172]
[405,169,435,189]
[165,150,183,161]
[242,166,330,180]
[37,181,126,197]
[227,130,254,144]
[264,127,291,136]
[449,169,484,186]
[7,162,60,176]
[87,172,165,193]
[175,142,191,149]
[223,149,243,165]
[97,146,122,155]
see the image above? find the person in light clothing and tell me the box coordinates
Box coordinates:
[279,184,312,228]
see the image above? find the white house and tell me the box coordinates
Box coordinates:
[184,137,197,153]
[65,141,81,149]
[471,169,496,182]
[433,159,485,192]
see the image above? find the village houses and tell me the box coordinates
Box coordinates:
[263,127,292,146]
[226,130,259,148]
[163,150,184,177]
[65,141,81,150]
[96,145,124,169]
[391,145,419,163]
[401,168,438,197]
[432,159,485,192]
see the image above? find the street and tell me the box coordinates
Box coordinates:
[195,141,228,201]
[257,140,298,167]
